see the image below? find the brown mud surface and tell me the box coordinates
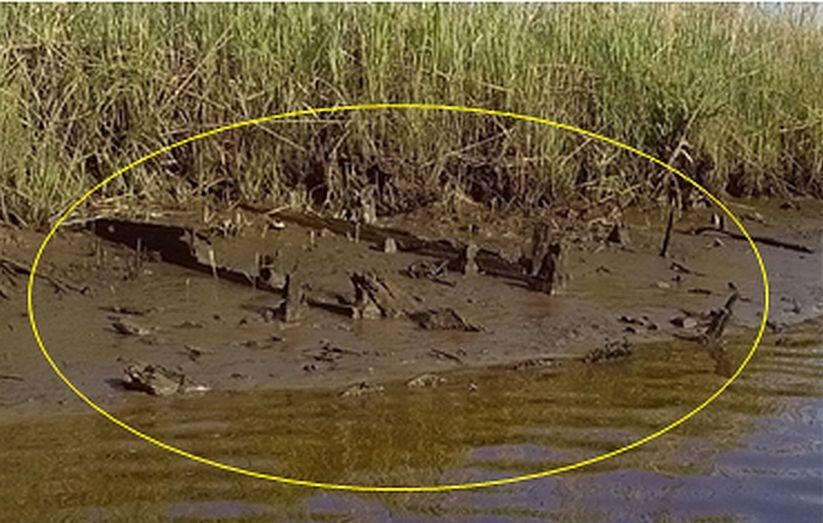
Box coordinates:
[1,198,821,421]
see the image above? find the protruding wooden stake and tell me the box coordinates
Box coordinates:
[283,272,304,322]
[383,237,397,254]
[526,223,561,294]
[703,290,739,344]
[460,242,479,275]
[659,207,675,258]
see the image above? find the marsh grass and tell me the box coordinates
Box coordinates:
[1,4,821,225]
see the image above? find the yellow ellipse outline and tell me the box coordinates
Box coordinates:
[26,103,770,493]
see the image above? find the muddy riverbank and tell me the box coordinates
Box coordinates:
[0,197,821,421]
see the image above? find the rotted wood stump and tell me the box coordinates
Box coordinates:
[524,223,563,295]
[350,271,407,319]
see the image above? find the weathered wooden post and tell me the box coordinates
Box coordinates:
[459,242,479,275]
[526,223,563,294]
[283,272,304,322]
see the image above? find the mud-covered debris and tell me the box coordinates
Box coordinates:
[618,315,657,330]
[0,373,23,382]
[305,294,359,318]
[122,361,209,396]
[410,308,484,332]
[688,288,713,295]
[429,348,466,364]
[340,381,384,398]
[383,237,397,254]
[234,337,278,350]
[350,271,409,319]
[111,319,153,337]
[180,344,213,362]
[312,341,362,362]
[406,373,446,388]
[670,261,704,276]
[100,305,151,316]
[402,259,454,286]
[254,304,281,323]
[743,211,767,224]
[582,339,633,363]
[670,316,699,329]
[175,320,204,329]
[781,296,802,314]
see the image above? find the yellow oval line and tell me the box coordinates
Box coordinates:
[26,103,770,493]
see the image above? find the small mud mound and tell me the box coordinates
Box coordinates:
[122,361,209,396]
[409,308,484,332]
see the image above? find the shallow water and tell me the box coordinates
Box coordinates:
[2,322,821,522]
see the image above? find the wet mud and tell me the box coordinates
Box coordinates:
[0,198,821,420]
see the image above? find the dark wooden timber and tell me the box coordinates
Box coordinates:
[659,207,675,258]
[685,226,814,254]
[523,223,562,294]
[89,218,280,292]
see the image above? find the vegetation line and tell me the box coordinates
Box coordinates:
[0,4,821,224]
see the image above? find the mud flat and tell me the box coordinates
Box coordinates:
[0,197,820,420]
